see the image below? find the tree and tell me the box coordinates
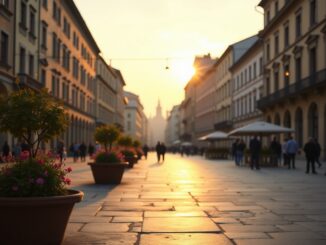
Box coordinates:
[0,88,69,158]
[117,135,133,148]
[133,140,141,148]
[94,125,120,152]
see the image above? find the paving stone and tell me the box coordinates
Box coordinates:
[144,211,207,217]
[112,216,143,223]
[102,206,173,211]
[276,224,308,232]
[69,216,112,223]
[63,233,138,245]
[139,233,232,245]
[65,223,84,233]
[234,239,326,245]
[142,217,220,232]
[225,232,270,239]
[268,231,324,240]
[97,211,143,217]
[220,224,280,233]
[212,217,240,224]
[81,223,130,233]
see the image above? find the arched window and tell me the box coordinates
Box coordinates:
[308,103,318,139]
[295,108,303,147]
[283,110,291,128]
[274,113,281,125]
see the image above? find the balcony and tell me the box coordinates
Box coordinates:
[214,120,233,130]
[258,68,326,110]
[16,73,44,91]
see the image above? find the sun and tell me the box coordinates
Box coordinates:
[171,61,196,85]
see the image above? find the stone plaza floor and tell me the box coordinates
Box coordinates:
[63,153,326,245]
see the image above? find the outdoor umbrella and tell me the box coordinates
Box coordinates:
[198,131,229,141]
[228,121,294,136]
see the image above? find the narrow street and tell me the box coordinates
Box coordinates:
[64,153,326,245]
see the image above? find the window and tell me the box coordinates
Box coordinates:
[73,32,79,49]
[20,1,27,29]
[295,57,301,82]
[295,13,302,38]
[309,47,317,76]
[253,62,257,78]
[284,24,289,48]
[63,17,71,38]
[266,42,270,61]
[62,45,70,71]
[40,69,46,85]
[284,64,290,87]
[28,54,34,77]
[51,74,60,97]
[274,32,279,55]
[29,8,36,37]
[42,0,47,9]
[0,32,9,64]
[0,0,9,9]
[274,70,279,91]
[275,1,279,14]
[53,1,61,25]
[266,76,270,95]
[310,0,317,26]
[19,47,26,73]
[266,10,270,24]
[73,57,79,79]
[249,66,252,81]
[259,57,263,74]
[41,21,47,49]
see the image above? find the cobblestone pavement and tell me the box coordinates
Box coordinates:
[63,153,326,245]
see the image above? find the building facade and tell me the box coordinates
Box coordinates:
[165,104,181,147]
[124,91,146,143]
[0,0,15,146]
[95,56,117,126]
[113,68,126,129]
[258,0,326,157]
[231,40,264,130]
[39,0,100,148]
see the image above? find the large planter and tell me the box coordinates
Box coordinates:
[88,162,127,184]
[0,189,83,245]
[124,156,137,168]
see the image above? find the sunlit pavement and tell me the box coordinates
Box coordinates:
[63,153,326,245]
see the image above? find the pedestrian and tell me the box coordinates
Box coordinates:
[270,137,281,166]
[88,143,95,157]
[2,141,10,161]
[303,138,318,174]
[155,141,161,162]
[249,135,261,170]
[161,143,166,162]
[79,142,87,162]
[232,139,239,163]
[314,138,322,168]
[282,138,289,167]
[142,144,149,159]
[286,136,299,169]
[235,139,246,166]
[56,140,65,163]
[73,143,80,162]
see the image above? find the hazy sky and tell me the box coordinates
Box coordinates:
[74,0,263,117]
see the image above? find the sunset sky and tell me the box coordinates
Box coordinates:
[75,0,263,118]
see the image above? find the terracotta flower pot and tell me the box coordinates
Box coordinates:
[88,162,127,184]
[0,189,83,245]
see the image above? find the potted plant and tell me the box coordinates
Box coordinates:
[118,135,138,167]
[0,88,83,245]
[133,139,143,160]
[88,125,127,184]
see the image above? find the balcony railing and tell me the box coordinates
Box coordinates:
[16,73,44,91]
[258,68,326,110]
[214,120,233,130]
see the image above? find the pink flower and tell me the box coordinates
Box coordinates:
[12,186,19,191]
[65,167,72,173]
[37,159,45,165]
[35,177,45,185]
[64,178,71,185]
[20,151,30,160]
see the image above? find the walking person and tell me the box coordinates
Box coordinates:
[286,136,299,169]
[73,143,80,162]
[232,139,239,162]
[142,144,149,159]
[155,141,161,162]
[249,135,261,170]
[2,141,10,162]
[270,137,281,166]
[314,138,322,168]
[282,138,289,167]
[56,140,65,164]
[12,142,22,160]
[235,139,246,166]
[161,143,166,162]
[303,138,318,174]
[79,142,87,162]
